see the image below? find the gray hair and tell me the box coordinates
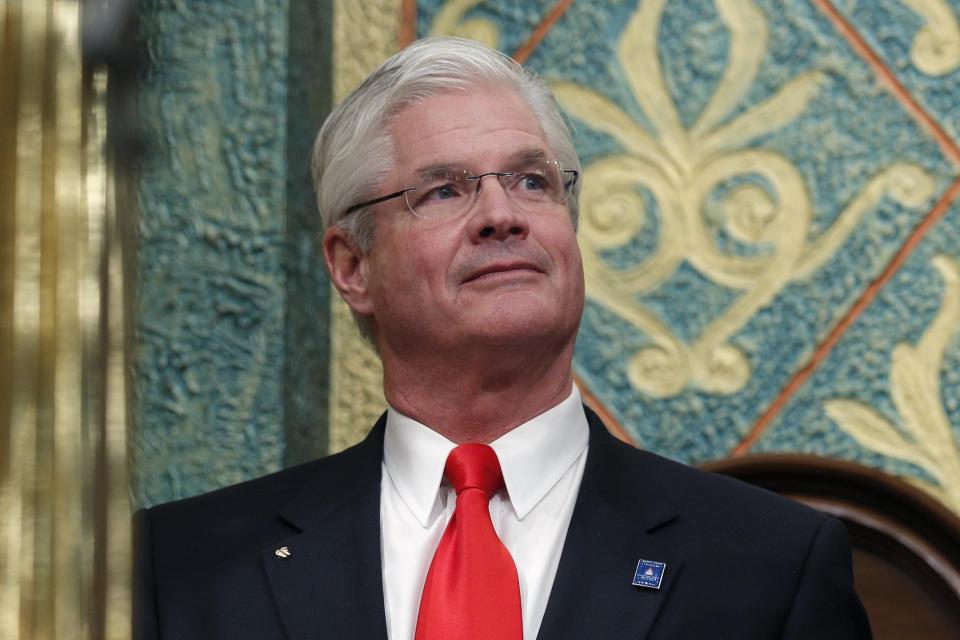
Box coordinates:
[311,36,581,253]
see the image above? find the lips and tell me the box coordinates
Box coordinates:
[454,244,553,286]
[463,261,543,284]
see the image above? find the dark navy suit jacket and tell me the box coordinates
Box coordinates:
[133,408,872,639]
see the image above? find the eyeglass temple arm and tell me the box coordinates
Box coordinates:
[344,187,415,215]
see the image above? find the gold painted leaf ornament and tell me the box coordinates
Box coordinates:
[827,256,960,513]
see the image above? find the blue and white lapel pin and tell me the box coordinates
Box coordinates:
[632,558,666,589]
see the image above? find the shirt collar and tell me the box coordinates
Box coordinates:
[383,385,589,526]
[383,408,456,527]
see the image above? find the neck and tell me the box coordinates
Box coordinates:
[380,342,575,443]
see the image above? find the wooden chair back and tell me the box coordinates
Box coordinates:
[703,454,960,639]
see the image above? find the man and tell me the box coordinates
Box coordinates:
[134,37,871,639]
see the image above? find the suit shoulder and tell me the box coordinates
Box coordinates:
[140,427,382,537]
[654,449,820,518]
[596,428,829,534]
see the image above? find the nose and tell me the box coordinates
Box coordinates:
[466,174,530,242]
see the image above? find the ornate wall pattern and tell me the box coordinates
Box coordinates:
[133,1,289,507]
[133,0,334,507]
[328,0,960,517]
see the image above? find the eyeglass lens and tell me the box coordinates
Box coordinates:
[403,159,575,219]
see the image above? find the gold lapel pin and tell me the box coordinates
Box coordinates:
[275,546,291,559]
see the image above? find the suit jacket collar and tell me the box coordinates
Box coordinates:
[263,415,388,640]
[536,407,683,639]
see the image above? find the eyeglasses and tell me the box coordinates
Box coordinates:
[344,158,579,220]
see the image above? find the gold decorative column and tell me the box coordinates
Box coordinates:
[327,0,402,452]
[0,1,131,638]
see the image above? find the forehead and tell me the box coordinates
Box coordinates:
[388,86,549,176]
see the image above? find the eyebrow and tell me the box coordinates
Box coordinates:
[412,148,551,178]
[510,148,549,164]
[415,163,464,179]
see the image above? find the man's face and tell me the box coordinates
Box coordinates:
[356,86,584,358]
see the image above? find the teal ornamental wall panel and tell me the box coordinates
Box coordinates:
[833,0,960,142]
[757,201,960,512]
[134,0,289,507]
[132,0,332,508]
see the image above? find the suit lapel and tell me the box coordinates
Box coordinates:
[537,409,684,640]
[262,417,389,640]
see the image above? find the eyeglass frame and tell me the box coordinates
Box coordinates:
[342,163,580,218]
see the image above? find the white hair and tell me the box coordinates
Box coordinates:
[311,36,581,253]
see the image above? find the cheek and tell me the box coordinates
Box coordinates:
[408,229,461,285]
[554,232,586,302]
[569,254,586,303]
[372,238,455,306]
[408,250,438,278]
[555,230,583,272]
[372,222,435,279]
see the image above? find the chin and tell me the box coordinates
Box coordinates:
[453,289,582,346]
[471,310,576,347]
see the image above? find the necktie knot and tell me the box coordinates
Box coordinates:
[444,444,504,496]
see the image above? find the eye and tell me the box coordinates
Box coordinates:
[411,174,471,211]
[509,169,560,201]
[518,172,548,191]
[422,183,460,201]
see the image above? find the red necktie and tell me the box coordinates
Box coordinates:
[414,444,523,640]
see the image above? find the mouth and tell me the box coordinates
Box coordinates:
[462,261,544,284]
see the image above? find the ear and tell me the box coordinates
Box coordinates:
[323,225,375,316]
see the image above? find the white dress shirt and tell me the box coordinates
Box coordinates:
[380,385,590,640]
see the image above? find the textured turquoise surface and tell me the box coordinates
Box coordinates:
[834,0,960,142]
[283,0,334,468]
[757,202,960,473]
[133,0,332,508]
